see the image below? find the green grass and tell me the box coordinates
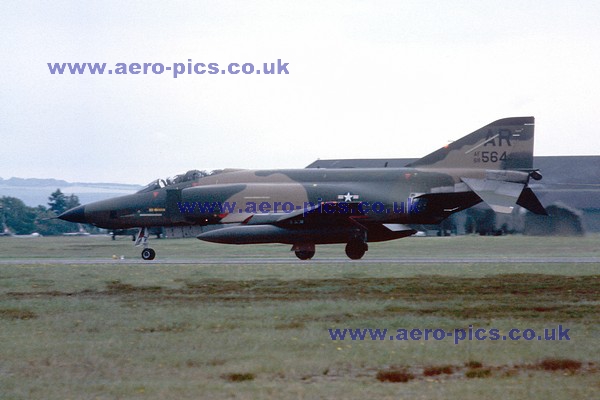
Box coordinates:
[0,235,598,399]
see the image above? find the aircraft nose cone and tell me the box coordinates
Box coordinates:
[58,205,87,223]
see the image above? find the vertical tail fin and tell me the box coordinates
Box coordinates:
[407,117,535,170]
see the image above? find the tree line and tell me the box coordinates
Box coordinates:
[1,189,98,235]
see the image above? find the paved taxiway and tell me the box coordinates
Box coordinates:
[1,256,600,265]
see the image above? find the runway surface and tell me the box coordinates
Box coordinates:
[1,256,600,265]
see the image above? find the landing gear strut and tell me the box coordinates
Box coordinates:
[135,228,156,260]
[345,238,368,260]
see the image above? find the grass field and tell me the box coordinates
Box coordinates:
[0,235,598,399]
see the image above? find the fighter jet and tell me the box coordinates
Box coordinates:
[59,117,546,260]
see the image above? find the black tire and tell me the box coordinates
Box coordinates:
[295,250,315,260]
[345,240,367,260]
[141,248,156,260]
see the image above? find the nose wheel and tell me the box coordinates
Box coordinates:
[135,228,157,261]
[141,248,156,260]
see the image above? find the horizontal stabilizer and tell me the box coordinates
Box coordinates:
[462,178,547,215]
[462,178,525,214]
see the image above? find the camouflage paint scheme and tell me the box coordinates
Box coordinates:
[59,117,545,260]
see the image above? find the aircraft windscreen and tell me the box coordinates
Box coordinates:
[137,179,167,193]
[137,170,216,193]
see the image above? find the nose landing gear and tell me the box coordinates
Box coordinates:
[135,228,156,260]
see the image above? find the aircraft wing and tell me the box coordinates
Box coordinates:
[197,201,416,245]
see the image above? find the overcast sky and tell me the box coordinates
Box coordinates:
[2,0,599,184]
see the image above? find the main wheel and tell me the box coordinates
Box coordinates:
[141,248,156,260]
[295,250,315,260]
[345,240,367,260]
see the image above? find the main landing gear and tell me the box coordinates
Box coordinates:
[292,243,316,260]
[292,238,368,260]
[345,238,368,260]
[135,228,156,260]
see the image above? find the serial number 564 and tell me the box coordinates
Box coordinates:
[481,151,507,163]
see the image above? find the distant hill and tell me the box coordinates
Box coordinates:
[0,177,142,207]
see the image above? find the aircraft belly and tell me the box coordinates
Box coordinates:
[198,224,361,245]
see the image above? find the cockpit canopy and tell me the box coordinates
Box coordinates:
[137,170,216,193]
